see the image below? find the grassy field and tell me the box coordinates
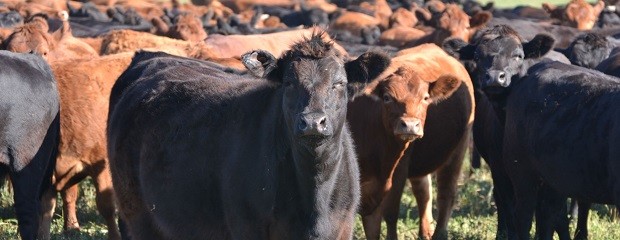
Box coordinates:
[1,160,619,239]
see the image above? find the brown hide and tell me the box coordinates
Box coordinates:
[330,11,380,37]
[389,8,418,28]
[204,27,347,58]
[379,26,426,47]
[3,18,98,62]
[39,53,136,240]
[543,0,605,30]
[100,29,244,70]
[167,14,208,42]
[351,44,474,239]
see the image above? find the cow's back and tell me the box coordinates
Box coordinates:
[0,51,59,169]
[505,61,620,203]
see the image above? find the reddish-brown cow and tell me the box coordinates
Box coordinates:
[37,53,135,240]
[543,0,605,30]
[2,13,98,61]
[349,44,474,240]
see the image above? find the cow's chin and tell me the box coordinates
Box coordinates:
[397,134,420,142]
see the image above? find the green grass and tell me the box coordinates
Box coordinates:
[1,159,618,239]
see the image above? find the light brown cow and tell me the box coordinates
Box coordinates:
[404,3,492,46]
[152,13,208,42]
[2,14,98,61]
[99,29,245,69]
[203,27,347,58]
[37,52,135,240]
[379,26,427,47]
[543,0,605,30]
[330,11,381,38]
[349,44,474,240]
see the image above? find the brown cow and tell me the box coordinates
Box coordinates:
[543,0,605,30]
[37,52,135,240]
[349,44,474,240]
[330,11,381,37]
[2,13,98,61]
[98,29,245,69]
[204,27,347,58]
[379,26,426,47]
[152,13,208,42]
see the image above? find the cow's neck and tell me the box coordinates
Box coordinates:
[378,132,411,194]
[289,128,348,217]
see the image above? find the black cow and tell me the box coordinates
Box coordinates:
[503,61,620,240]
[0,11,22,28]
[106,33,390,239]
[596,48,620,77]
[556,33,613,69]
[0,51,60,240]
[443,25,564,240]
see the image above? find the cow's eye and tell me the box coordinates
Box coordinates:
[333,81,346,89]
[513,54,523,61]
[382,94,392,103]
[423,94,430,101]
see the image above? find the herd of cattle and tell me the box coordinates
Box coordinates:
[1,0,620,239]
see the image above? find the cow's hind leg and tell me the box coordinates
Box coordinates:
[411,175,434,240]
[93,164,121,240]
[38,186,56,240]
[12,117,58,240]
[574,201,591,240]
[61,184,80,234]
[362,208,383,240]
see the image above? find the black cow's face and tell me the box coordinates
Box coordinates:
[281,56,347,142]
[474,36,524,93]
[241,34,391,147]
[564,33,612,69]
[444,28,554,96]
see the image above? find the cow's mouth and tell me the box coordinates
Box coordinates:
[483,86,505,95]
[398,134,421,142]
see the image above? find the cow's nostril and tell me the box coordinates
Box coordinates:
[318,117,326,127]
[498,72,506,81]
[400,121,408,128]
[299,118,308,131]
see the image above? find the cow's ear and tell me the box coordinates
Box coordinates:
[542,3,556,13]
[594,0,605,16]
[442,37,475,60]
[470,11,491,29]
[429,75,461,103]
[523,34,555,59]
[345,51,391,98]
[241,50,278,78]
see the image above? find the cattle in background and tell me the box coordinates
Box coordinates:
[503,60,620,240]
[556,33,613,68]
[443,25,562,239]
[542,0,605,30]
[2,13,98,61]
[152,13,208,42]
[0,51,60,240]
[403,3,491,47]
[37,53,134,240]
[203,27,347,58]
[349,43,473,240]
[107,33,390,239]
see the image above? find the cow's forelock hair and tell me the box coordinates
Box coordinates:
[283,31,338,60]
[475,24,523,44]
